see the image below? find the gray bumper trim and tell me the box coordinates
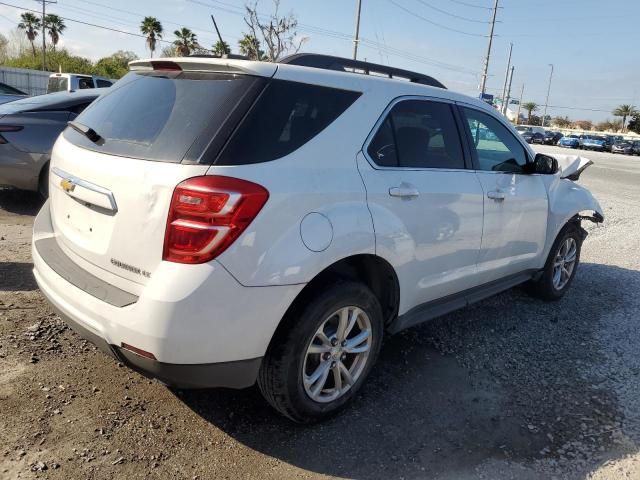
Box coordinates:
[35,237,138,308]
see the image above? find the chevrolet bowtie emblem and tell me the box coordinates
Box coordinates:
[60,178,76,193]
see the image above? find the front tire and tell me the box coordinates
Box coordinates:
[529,222,585,301]
[258,281,384,423]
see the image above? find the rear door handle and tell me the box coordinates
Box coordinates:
[389,186,420,198]
[487,191,505,201]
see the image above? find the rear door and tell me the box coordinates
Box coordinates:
[48,66,270,286]
[458,105,548,284]
[358,97,485,311]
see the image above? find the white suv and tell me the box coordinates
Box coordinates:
[32,54,603,423]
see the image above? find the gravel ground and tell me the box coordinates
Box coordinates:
[1,146,639,479]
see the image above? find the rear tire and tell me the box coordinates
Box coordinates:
[258,281,384,423]
[38,163,49,199]
[528,222,584,301]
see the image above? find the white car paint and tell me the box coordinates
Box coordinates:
[32,55,603,379]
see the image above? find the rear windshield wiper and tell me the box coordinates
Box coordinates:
[68,120,103,144]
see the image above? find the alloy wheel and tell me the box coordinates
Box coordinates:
[552,237,577,290]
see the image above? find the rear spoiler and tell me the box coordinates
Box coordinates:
[128,57,277,78]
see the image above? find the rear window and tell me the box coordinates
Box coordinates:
[216,80,361,165]
[63,71,265,163]
[48,77,68,93]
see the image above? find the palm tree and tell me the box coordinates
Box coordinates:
[212,40,230,57]
[522,102,538,125]
[17,12,41,57]
[238,33,262,60]
[173,28,198,56]
[140,17,163,58]
[44,14,66,53]
[612,104,637,132]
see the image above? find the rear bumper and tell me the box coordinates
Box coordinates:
[32,201,304,388]
[49,302,261,388]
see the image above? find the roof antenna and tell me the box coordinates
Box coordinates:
[210,15,230,56]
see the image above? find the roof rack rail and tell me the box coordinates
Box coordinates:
[279,53,446,89]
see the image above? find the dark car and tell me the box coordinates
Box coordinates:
[0,89,107,197]
[0,81,27,105]
[632,141,640,155]
[611,140,635,155]
[543,131,563,145]
[522,131,545,144]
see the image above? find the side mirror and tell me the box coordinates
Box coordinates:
[532,153,559,175]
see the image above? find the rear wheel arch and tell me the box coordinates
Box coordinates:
[38,161,50,198]
[268,254,400,350]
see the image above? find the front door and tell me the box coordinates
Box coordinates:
[358,98,485,314]
[458,105,548,284]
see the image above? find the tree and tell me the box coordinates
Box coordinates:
[628,113,640,135]
[160,44,178,57]
[612,104,637,133]
[522,102,538,125]
[173,28,198,56]
[212,40,230,56]
[595,120,612,132]
[244,0,307,61]
[17,12,41,57]
[238,33,264,60]
[552,116,572,128]
[94,50,138,78]
[573,120,593,131]
[44,14,66,53]
[140,17,163,58]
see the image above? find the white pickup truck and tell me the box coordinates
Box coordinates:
[47,73,114,93]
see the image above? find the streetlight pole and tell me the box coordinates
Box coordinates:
[542,64,554,127]
[479,0,499,96]
[500,42,513,115]
[516,84,524,125]
[352,0,363,60]
[504,66,514,119]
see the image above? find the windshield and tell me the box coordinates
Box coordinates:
[48,77,68,93]
[63,70,266,163]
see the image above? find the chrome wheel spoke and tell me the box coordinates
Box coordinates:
[344,329,370,354]
[302,305,373,403]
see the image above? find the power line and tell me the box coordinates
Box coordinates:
[445,0,494,9]
[411,0,490,23]
[386,0,487,37]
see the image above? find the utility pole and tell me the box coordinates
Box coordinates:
[479,0,499,96]
[504,66,514,119]
[516,84,524,125]
[499,42,513,115]
[36,0,56,72]
[210,15,229,54]
[542,64,554,127]
[352,0,362,60]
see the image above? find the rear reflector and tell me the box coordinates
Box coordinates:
[163,176,269,264]
[0,125,23,144]
[121,343,157,360]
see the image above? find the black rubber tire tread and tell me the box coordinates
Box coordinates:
[529,222,584,301]
[38,163,49,199]
[257,280,383,423]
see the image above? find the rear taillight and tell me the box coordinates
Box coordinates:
[0,125,23,144]
[163,176,269,264]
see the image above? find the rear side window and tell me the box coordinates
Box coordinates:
[48,77,68,93]
[367,99,465,169]
[96,79,112,88]
[63,71,265,163]
[216,80,361,165]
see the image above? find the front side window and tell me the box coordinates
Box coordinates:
[367,99,465,169]
[462,107,528,173]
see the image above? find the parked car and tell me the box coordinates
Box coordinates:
[0,81,27,105]
[522,131,545,144]
[47,73,114,93]
[32,54,603,423]
[516,125,545,136]
[632,141,640,155]
[583,136,609,151]
[611,140,635,154]
[0,89,106,197]
[558,136,580,149]
[543,131,563,145]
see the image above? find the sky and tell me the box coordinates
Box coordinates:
[1,0,639,122]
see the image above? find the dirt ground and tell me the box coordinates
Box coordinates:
[1,146,640,479]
